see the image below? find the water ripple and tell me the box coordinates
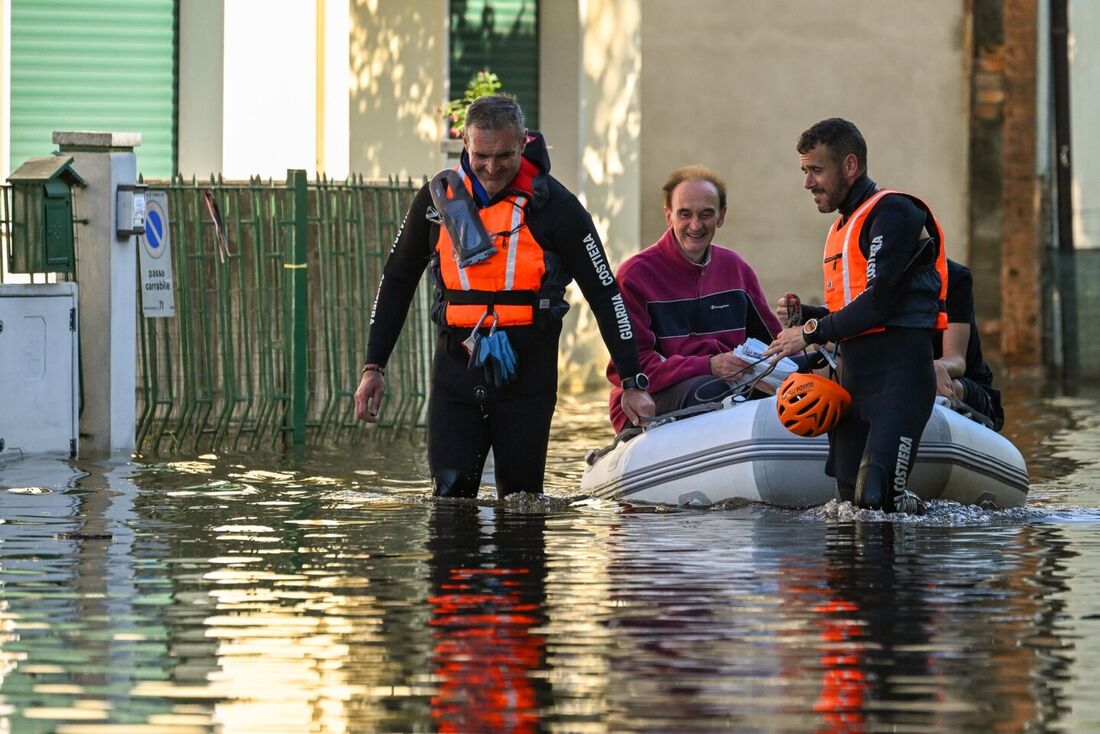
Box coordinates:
[2,386,1100,731]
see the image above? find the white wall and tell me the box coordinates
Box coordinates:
[222,0,316,179]
[538,1,581,193]
[557,0,643,390]
[321,0,351,178]
[179,0,350,180]
[1071,0,1100,248]
[639,1,971,307]
[348,0,445,180]
[178,0,225,178]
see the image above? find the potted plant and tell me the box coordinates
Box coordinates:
[441,70,503,138]
[440,70,503,163]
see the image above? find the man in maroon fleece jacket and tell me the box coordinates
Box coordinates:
[607,165,782,432]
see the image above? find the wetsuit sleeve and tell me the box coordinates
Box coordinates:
[552,199,644,379]
[801,303,830,321]
[945,261,992,386]
[365,184,434,366]
[815,196,928,343]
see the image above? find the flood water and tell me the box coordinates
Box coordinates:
[3,378,1100,733]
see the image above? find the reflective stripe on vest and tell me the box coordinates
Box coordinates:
[436,168,546,327]
[822,189,948,337]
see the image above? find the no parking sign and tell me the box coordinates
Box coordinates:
[139,190,175,317]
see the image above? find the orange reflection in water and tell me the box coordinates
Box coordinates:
[811,598,866,732]
[427,507,547,734]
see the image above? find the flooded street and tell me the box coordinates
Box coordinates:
[3,380,1100,732]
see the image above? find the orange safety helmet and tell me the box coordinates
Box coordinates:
[775,373,852,438]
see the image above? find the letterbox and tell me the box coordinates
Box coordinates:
[6,156,85,274]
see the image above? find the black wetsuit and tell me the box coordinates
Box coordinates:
[365,132,644,498]
[935,260,1004,431]
[801,175,945,511]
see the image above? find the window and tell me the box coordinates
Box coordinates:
[449,0,540,131]
[9,0,177,178]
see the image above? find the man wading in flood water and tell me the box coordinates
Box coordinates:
[354,94,654,497]
[765,118,948,514]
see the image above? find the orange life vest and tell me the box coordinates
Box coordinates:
[436,168,546,327]
[822,189,948,337]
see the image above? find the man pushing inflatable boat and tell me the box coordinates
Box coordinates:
[590,119,1026,511]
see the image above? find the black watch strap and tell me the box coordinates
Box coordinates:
[621,372,650,391]
[802,318,823,345]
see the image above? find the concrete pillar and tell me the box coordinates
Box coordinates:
[557,0,643,392]
[54,131,141,457]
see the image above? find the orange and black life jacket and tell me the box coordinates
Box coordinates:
[435,165,549,328]
[822,189,948,338]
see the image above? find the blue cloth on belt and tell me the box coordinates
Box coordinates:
[469,329,518,387]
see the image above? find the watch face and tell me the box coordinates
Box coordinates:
[636,373,650,390]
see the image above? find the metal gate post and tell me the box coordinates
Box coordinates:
[287,169,309,445]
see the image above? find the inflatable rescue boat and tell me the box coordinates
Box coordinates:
[580,396,1028,509]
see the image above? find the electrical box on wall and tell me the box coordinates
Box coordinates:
[0,283,79,458]
[116,183,147,237]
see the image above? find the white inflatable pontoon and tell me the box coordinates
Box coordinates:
[581,396,1028,509]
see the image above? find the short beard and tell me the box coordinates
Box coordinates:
[825,181,852,212]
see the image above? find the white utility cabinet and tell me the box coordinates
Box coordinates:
[0,282,79,457]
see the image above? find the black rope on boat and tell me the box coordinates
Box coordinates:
[640,400,726,428]
[586,354,788,468]
[690,353,781,405]
[585,426,644,465]
[585,398,737,466]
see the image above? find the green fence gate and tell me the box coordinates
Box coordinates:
[136,171,430,453]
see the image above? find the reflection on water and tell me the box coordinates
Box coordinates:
[1,379,1100,732]
[427,505,548,734]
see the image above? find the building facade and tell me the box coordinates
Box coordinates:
[2,0,1097,383]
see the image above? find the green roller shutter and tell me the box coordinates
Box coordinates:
[449,0,539,130]
[10,0,177,178]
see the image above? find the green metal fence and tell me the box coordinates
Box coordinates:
[135,171,430,453]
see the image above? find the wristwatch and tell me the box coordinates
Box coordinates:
[802,318,821,344]
[621,372,650,391]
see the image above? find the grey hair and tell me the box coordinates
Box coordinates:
[464,94,526,141]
